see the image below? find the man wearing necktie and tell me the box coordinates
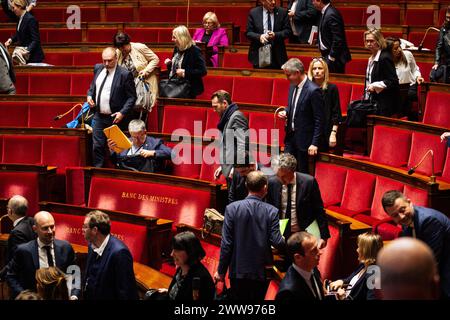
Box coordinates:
[0,42,15,94]
[279,58,325,173]
[276,231,324,300]
[87,47,137,167]
[6,211,79,299]
[266,153,330,250]
[382,190,450,299]
[246,0,291,69]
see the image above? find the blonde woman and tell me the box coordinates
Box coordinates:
[308,57,342,150]
[192,12,229,67]
[364,28,399,117]
[327,232,383,300]
[164,25,207,98]
[113,31,160,114]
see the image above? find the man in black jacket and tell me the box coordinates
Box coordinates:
[312,0,351,73]
[287,0,319,44]
[246,0,291,69]
[431,5,450,83]
[0,195,35,280]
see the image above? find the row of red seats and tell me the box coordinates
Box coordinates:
[348,125,450,182]
[315,161,429,240]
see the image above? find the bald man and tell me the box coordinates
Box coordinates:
[87,47,137,167]
[378,238,440,300]
[6,211,79,299]
[0,195,35,280]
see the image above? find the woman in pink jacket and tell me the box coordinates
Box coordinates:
[192,12,229,67]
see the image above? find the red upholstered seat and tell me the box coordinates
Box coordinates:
[345,59,367,76]
[65,167,85,205]
[340,7,364,25]
[87,28,118,42]
[440,152,450,183]
[331,169,376,217]
[423,92,450,128]
[232,77,273,105]
[162,106,207,136]
[0,172,40,215]
[44,52,73,66]
[403,185,428,207]
[44,28,82,43]
[264,280,280,300]
[167,142,203,179]
[408,32,438,50]
[408,132,447,176]
[335,82,352,115]
[14,73,29,94]
[204,109,221,139]
[214,7,250,28]
[318,224,341,280]
[370,176,404,221]
[88,176,210,228]
[350,84,365,101]
[362,7,400,25]
[2,135,42,164]
[0,136,3,162]
[80,7,101,22]
[222,53,252,68]
[71,73,93,95]
[139,6,178,22]
[345,30,365,47]
[106,7,134,22]
[405,9,434,26]
[29,73,71,95]
[197,75,234,101]
[416,61,433,82]
[271,78,290,106]
[42,136,83,173]
[248,112,285,146]
[124,28,159,43]
[28,102,73,128]
[33,8,64,22]
[54,213,85,246]
[314,162,347,208]
[369,126,412,168]
[72,52,101,66]
[0,102,29,127]
[199,146,226,184]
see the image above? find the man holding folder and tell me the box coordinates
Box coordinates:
[266,153,330,249]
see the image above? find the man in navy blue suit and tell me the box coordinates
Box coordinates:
[279,58,324,173]
[382,190,450,299]
[215,170,285,300]
[6,211,79,299]
[82,210,138,300]
[276,231,324,301]
[87,47,137,167]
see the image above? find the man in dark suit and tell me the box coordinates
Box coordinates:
[287,0,319,44]
[5,0,44,63]
[382,190,450,299]
[266,153,330,248]
[312,0,351,74]
[82,210,138,300]
[0,195,35,280]
[276,232,324,300]
[6,211,79,299]
[87,47,137,167]
[211,90,249,183]
[215,171,285,300]
[280,58,324,173]
[0,42,15,94]
[246,0,291,69]
[107,119,172,173]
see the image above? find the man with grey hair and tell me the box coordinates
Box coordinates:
[0,195,35,280]
[378,237,440,300]
[87,47,137,167]
[107,119,172,172]
[279,58,324,173]
[267,153,329,248]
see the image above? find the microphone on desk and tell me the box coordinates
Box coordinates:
[407,149,436,183]
[418,27,440,51]
[192,277,200,301]
[53,103,83,121]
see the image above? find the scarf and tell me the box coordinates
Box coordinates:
[217,103,239,132]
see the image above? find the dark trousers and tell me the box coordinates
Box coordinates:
[321,52,346,74]
[284,133,310,174]
[92,113,114,167]
[230,278,269,300]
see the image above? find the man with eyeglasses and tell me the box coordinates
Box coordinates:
[431,5,450,83]
[0,195,35,281]
[107,119,172,173]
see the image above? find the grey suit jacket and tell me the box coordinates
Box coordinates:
[0,43,15,93]
[220,110,249,178]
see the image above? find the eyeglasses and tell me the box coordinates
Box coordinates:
[311,56,324,62]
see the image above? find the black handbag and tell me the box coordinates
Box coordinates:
[159,77,191,98]
[346,97,378,128]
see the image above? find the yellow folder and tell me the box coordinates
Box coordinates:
[103,125,132,153]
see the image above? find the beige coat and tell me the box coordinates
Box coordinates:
[116,42,160,109]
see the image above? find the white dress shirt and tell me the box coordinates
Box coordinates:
[290,76,307,130]
[289,1,299,36]
[365,49,386,99]
[17,11,26,31]
[95,66,116,114]
[395,50,422,86]
[281,173,300,232]
[92,234,110,257]
[37,238,55,268]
